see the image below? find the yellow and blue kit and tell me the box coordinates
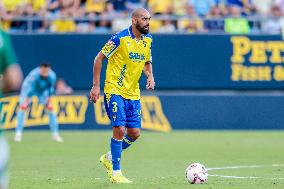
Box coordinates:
[101,26,152,128]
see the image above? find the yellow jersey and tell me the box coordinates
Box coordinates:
[101,26,153,100]
[29,0,46,12]
[147,0,172,14]
[2,0,27,11]
[85,0,106,13]
[51,20,76,33]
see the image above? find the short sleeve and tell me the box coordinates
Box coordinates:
[146,40,153,63]
[101,34,120,58]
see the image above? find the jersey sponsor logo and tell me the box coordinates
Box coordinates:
[0,96,88,129]
[94,96,172,132]
[129,52,145,62]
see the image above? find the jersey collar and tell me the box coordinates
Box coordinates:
[128,26,145,40]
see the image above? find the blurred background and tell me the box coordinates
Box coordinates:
[0,0,284,34]
[1,1,284,188]
[1,0,284,131]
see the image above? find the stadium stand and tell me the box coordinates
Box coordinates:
[0,0,283,34]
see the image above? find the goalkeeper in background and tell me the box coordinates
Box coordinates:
[0,29,23,189]
[14,63,63,143]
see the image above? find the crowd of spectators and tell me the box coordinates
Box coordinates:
[0,0,284,34]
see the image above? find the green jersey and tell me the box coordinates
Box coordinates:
[224,17,250,34]
[0,29,18,134]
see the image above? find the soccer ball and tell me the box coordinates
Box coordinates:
[185,163,208,184]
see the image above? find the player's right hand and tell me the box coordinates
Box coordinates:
[146,75,155,90]
[90,85,100,103]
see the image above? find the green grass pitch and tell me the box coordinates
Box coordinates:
[4,130,284,189]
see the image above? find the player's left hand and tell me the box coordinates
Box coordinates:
[146,75,155,90]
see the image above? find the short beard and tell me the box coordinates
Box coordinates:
[135,23,149,35]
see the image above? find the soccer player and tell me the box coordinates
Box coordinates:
[90,8,155,183]
[0,28,23,189]
[14,63,63,143]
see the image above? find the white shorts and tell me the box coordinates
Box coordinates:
[0,136,9,188]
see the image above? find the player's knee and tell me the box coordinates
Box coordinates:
[47,111,55,116]
[127,130,140,140]
[113,126,125,140]
[130,133,140,140]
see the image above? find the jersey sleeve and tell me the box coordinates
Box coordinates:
[146,40,153,63]
[101,34,120,58]
[22,74,37,97]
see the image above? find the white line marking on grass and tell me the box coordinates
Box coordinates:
[209,174,261,179]
[272,164,284,167]
[207,164,284,180]
[208,165,265,170]
[209,174,284,180]
[208,164,284,171]
[55,178,66,181]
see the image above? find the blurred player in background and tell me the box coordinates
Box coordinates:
[14,63,63,143]
[90,8,155,183]
[0,28,23,189]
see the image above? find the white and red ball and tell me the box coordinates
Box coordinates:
[185,163,208,184]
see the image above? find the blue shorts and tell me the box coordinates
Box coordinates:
[104,94,141,128]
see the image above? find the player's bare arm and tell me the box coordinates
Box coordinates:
[3,64,23,92]
[144,62,155,90]
[90,51,106,103]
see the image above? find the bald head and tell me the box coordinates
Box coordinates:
[131,8,150,18]
[131,8,151,35]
